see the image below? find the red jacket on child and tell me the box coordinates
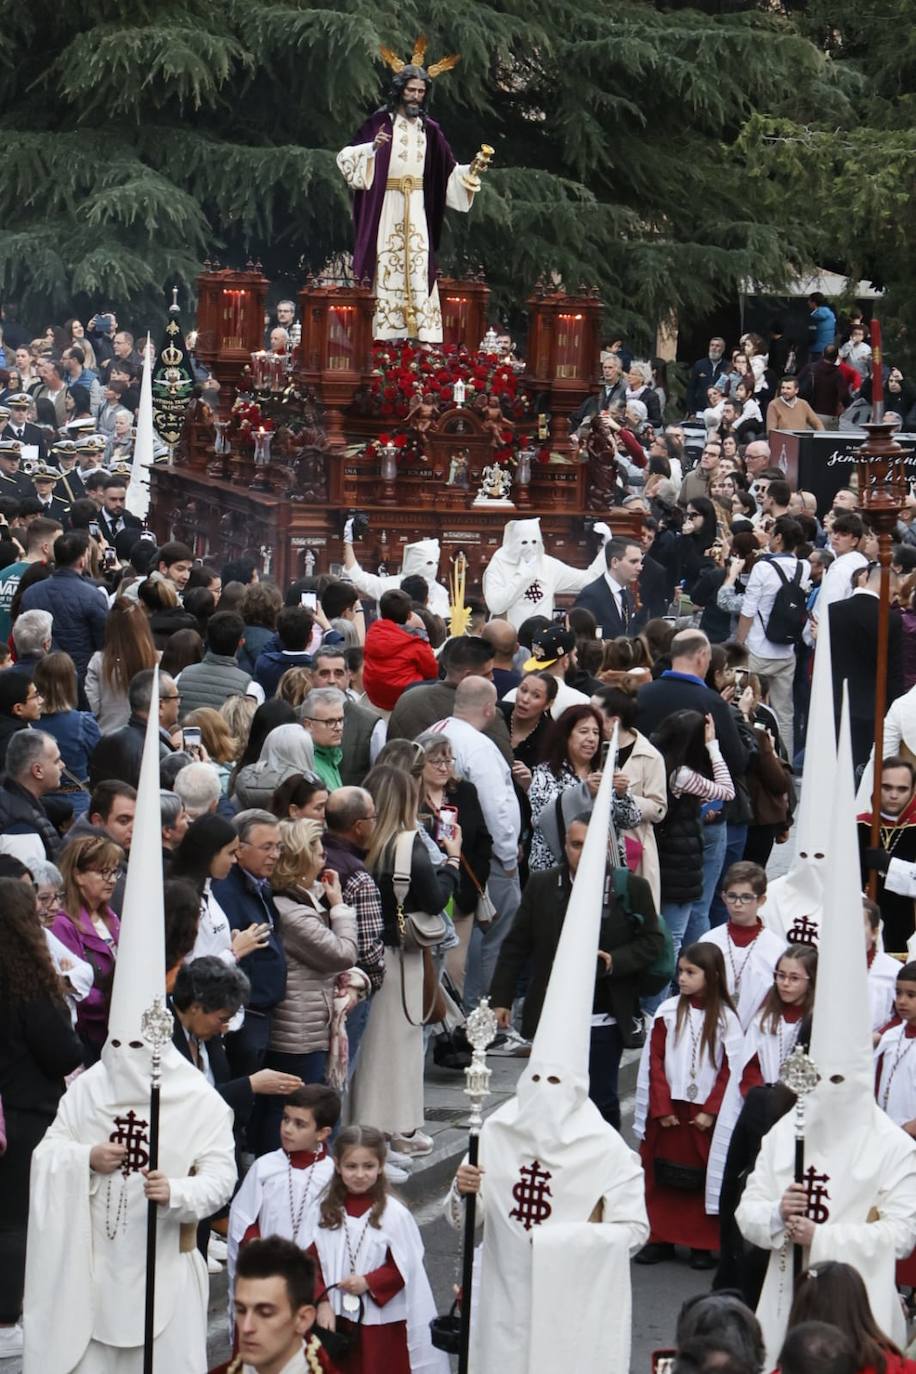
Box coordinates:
[363,616,438,712]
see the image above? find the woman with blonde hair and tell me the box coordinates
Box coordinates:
[219,693,257,761]
[350,764,462,1157]
[262,818,358,1148]
[49,835,124,1063]
[180,706,238,795]
[276,666,312,708]
[85,596,158,732]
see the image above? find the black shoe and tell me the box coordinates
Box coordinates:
[689,1249,717,1270]
[635,1242,675,1265]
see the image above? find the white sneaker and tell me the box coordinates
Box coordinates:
[391,1130,434,1157]
[488,1027,531,1057]
[207,1252,224,1275]
[0,1323,24,1356]
[208,1233,228,1262]
[385,1162,410,1183]
[385,1147,414,1169]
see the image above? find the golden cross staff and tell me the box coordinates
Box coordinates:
[449,550,471,637]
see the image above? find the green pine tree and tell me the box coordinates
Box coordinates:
[0,2,850,344]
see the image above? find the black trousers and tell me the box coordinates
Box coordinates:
[0,1106,53,1321]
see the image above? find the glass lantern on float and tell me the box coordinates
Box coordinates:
[453,379,466,408]
[555,312,586,379]
[213,419,231,455]
[327,304,356,371]
[515,443,534,508]
[380,441,398,483]
[253,427,273,470]
[480,326,499,354]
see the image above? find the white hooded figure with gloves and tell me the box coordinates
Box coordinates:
[342,525,450,618]
[736,690,916,1368]
[446,731,648,1374]
[482,517,612,630]
[22,671,237,1374]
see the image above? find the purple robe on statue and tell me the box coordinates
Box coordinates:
[348,109,455,294]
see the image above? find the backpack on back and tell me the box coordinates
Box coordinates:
[760,557,807,644]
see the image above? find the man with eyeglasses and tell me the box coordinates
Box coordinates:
[300,687,345,790]
[698,862,783,1030]
[678,439,720,508]
[212,809,288,1084]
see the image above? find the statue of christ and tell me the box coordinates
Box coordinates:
[337,44,476,343]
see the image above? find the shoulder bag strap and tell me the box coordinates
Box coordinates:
[390,829,416,911]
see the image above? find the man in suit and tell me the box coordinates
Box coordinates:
[570,354,629,430]
[829,562,904,771]
[1,392,47,464]
[0,437,36,501]
[31,464,71,525]
[96,473,143,543]
[573,536,643,638]
[637,519,670,622]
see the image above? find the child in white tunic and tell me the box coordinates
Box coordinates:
[875,961,916,1286]
[699,862,784,1030]
[866,897,902,1041]
[228,1086,340,1318]
[311,1125,447,1374]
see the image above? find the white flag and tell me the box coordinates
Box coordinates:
[126,332,153,520]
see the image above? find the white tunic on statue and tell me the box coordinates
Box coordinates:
[336,114,473,342]
[23,1048,236,1374]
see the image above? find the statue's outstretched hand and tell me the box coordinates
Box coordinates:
[373,129,391,150]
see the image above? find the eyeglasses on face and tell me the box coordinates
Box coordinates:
[306,716,344,727]
[723,891,757,905]
[774,971,809,985]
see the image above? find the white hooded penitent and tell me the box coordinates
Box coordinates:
[761,607,835,943]
[344,534,450,618]
[481,516,609,629]
[469,727,648,1374]
[736,689,916,1366]
[23,670,236,1374]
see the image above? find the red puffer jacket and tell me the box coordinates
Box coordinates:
[363,616,438,711]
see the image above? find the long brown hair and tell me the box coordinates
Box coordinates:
[0,877,66,1004]
[788,1260,900,1373]
[34,651,78,713]
[759,944,818,1034]
[319,1125,389,1231]
[59,834,124,929]
[675,942,737,1068]
[101,596,157,691]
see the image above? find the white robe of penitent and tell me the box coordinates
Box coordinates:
[23,1045,236,1374]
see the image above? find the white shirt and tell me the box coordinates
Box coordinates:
[740,553,810,658]
[816,548,868,617]
[426,715,520,865]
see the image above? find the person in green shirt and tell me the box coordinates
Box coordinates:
[0,516,62,642]
[300,687,344,790]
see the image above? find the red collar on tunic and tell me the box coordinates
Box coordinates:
[858,793,916,829]
[344,1192,375,1217]
[781,1005,804,1023]
[727,919,762,947]
[286,1147,326,1170]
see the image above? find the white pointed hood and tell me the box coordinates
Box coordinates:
[401,538,441,580]
[101,668,169,1100]
[499,518,545,565]
[805,688,874,1146]
[762,608,835,939]
[483,728,625,1160]
[126,333,153,521]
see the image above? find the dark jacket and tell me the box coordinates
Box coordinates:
[254,642,313,699]
[419,778,492,915]
[0,775,61,857]
[570,378,628,429]
[340,697,381,787]
[39,708,101,783]
[89,712,174,790]
[238,625,276,677]
[829,593,904,722]
[148,606,200,652]
[489,863,662,1045]
[685,355,728,415]
[0,985,83,1115]
[170,1009,255,1129]
[655,787,704,904]
[637,555,669,624]
[374,833,459,948]
[637,671,750,783]
[20,567,108,678]
[0,714,27,769]
[96,509,143,546]
[690,567,733,644]
[211,864,287,1012]
[573,575,635,638]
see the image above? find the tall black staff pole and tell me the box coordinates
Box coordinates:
[141,996,175,1374]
